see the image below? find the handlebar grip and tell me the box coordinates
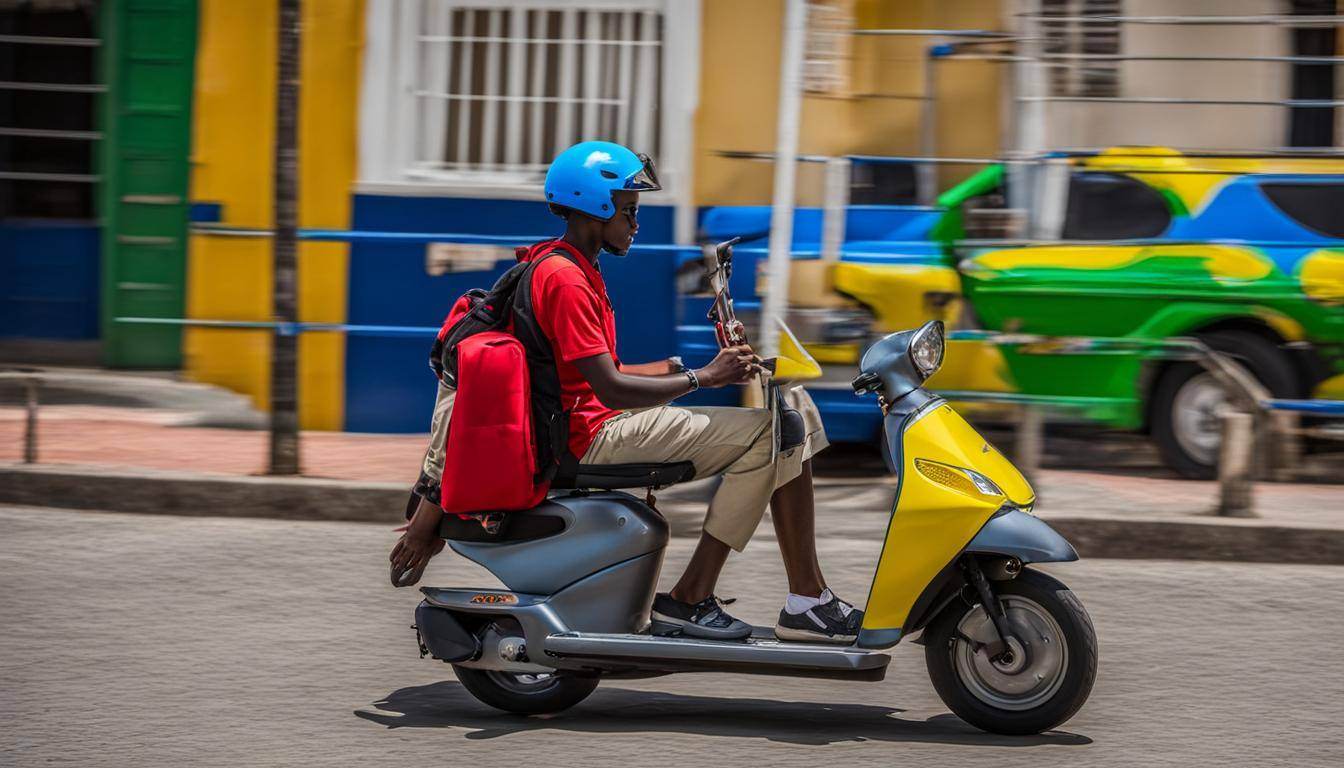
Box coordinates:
[851,372,880,394]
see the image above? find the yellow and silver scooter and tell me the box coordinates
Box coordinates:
[412,314,1096,737]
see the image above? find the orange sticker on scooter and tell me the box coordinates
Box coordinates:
[469,593,518,604]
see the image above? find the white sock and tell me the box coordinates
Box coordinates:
[785,588,854,617]
[785,587,834,615]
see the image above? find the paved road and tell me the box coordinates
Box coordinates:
[2,506,1342,767]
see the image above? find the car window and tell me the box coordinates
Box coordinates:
[1260,182,1344,238]
[1061,172,1171,240]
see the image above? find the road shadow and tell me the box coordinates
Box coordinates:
[354,681,1091,747]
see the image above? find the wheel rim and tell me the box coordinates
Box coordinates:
[1171,371,1227,467]
[951,595,1069,712]
[484,670,558,694]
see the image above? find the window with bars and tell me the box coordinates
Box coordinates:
[802,0,853,96]
[1039,0,1121,98]
[362,0,686,193]
[0,0,99,219]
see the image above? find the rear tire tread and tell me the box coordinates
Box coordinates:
[453,665,599,716]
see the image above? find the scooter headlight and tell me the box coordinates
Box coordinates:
[909,321,944,380]
[915,459,1004,498]
[963,468,1003,497]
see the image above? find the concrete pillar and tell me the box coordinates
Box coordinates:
[1217,410,1257,518]
[1269,410,1302,483]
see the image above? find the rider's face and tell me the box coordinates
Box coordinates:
[601,190,640,256]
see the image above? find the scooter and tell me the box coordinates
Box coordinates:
[409,254,1097,737]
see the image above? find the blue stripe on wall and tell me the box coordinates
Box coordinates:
[0,221,100,340]
[343,194,678,433]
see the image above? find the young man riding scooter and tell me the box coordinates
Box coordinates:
[391,141,862,643]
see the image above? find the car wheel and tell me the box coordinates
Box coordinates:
[1150,330,1298,479]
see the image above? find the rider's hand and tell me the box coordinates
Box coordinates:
[697,344,764,388]
[390,499,446,587]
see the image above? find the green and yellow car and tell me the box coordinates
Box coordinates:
[950,147,1344,477]
[694,147,1343,477]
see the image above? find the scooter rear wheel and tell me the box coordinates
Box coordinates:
[924,568,1097,735]
[453,666,599,716]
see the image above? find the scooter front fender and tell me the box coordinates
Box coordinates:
[966,508,1079,564]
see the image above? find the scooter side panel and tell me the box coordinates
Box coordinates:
[862,406,1012,634]
[448,492,669,594]
[544,548,666,636]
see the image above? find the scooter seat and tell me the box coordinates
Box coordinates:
[552,461,697,491]
[436,462,693,543]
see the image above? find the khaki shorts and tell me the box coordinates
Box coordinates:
[582,385,828,551]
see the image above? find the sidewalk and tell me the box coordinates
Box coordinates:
[3,404,1343,564]
[0,405,425,483]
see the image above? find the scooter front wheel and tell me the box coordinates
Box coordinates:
[453,666,599,716]
[924,568,1097,735]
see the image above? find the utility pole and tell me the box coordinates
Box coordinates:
[270,0,301,475]
[759,0,808,359]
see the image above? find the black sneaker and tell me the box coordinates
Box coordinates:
[651,593,752,640]
[774,593,864,644]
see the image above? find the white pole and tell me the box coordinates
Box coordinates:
[1014,2,1050,210]
[760,0,808,359]
[820,155,849,262]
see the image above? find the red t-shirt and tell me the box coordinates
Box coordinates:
[526,241,621,459]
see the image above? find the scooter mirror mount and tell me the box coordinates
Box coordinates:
[704,238,777,374]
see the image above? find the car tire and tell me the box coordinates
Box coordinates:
[1150,330,1298,479]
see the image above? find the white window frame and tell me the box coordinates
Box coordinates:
[358,0,702,243]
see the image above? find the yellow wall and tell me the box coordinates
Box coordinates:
[186,0,363,430]
[694,0,1003,206]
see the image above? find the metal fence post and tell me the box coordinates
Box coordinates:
[1217,410,1256,517]
[23,376,39,464]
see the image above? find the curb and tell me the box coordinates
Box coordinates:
[1045,517,1344,566]
[3,464,1342,565]
[0,464,407,524]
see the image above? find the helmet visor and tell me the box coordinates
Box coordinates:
[625,154,662,191]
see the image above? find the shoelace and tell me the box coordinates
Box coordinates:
[820,589,853,618]
[694,595,737,623]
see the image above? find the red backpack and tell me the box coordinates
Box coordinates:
[425,240,583,516]
[439,331,544,513]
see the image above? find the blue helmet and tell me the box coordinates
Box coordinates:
[544,141,661,221]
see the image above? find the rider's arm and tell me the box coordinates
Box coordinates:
[575,347,761,410]
[618,360,675,376]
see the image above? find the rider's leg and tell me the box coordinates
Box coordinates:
[669,459,827,605]
[667,530,732,604]
[769,458,826,597]
[581,405,778,605]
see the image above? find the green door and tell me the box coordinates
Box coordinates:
[98,0,197,367]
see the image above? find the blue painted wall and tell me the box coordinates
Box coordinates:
[344,194,679,432]
[0,221,100,339]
